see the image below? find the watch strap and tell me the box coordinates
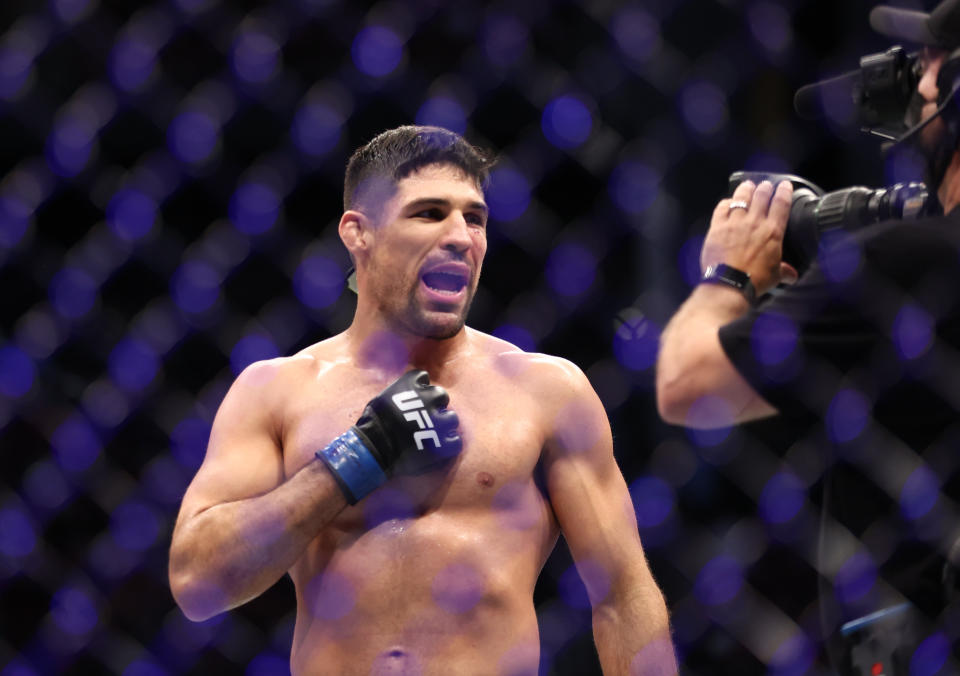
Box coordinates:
[701,263,756,305]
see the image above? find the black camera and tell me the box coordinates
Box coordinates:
[729,171,931,274]
[794,46,922,140]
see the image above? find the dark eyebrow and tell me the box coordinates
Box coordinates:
[404,197,489,215]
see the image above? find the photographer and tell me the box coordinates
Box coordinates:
[656,0,960,667]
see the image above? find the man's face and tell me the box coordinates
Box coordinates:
[363,163,488,340]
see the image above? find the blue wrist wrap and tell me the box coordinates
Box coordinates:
[315,428,387,504]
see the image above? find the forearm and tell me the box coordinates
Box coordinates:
[656,283,751,425]
[592,579,677,676]
[169,458,348,620]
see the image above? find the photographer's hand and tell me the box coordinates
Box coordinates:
[700,179,798,295]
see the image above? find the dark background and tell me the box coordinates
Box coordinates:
[0,0,925,674]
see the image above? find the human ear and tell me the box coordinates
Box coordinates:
[338,210,370,258]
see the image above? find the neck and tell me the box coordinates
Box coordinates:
[938,151,960,214]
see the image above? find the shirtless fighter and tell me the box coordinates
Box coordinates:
[168,125,675,675]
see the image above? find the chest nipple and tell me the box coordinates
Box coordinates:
[476,471,495,488]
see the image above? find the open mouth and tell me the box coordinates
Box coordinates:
[421,270,468,296]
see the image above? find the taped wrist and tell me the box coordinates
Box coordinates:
[315,428,387,505]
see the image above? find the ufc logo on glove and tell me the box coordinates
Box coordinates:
[392,390,441,450]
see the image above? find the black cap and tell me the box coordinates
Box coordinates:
[870,0,960,49]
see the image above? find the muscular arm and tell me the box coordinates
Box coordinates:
[541,362,677,675]
[169,359,348,621]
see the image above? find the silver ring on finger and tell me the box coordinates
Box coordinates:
[728,200,749,213]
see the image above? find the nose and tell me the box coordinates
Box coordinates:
[440,211,473,253]
[918,54,943,104]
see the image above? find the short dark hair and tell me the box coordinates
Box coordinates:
[343,125,496,217]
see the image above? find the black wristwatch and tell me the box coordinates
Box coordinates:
[701,263,756,305]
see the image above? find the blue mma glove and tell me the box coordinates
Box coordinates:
[316,370,462,504]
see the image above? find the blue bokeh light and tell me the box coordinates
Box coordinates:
[23,461,71,510]
[246,652,290,676]
[46,114,96,177]
[416,96,467,135]
[480,14,528,68]
[50,586,98,636]
[629,476,674,528]
[609,160,660,215]
[110,38,156,92]
[0,345,35,397]
[230,181,280,235]
[108,337,160,392]
[230,334,280,376]
[685,395,734,447]
[0,507,36,557]
[680,81,728,136]
[294,254,344,309]
[293,102,343,157]
[748,3,793,55]
[557,563,592,610]
[486,167,531,221]
[694,555,743,606]
[768,632,815,676]
[541,95,592,149]
[758,471,805,524]
[107,189,157,241]
[910,632,949,676]
[51,413,102,472]
[168,110,220,165]
[900,466,939,520]
[49,266,98,319]
[171,260,221,314]
[0,45,34,99]
[677,235,705,287]
[545,243,596,298]
[0,195,32,247]
[351,26,403,78]
[110,500,160,552]
[612,315,660,372]
[818,230,862,283]
[232,31,280,84]
[170,418,211,470]
[892,303,934,360]
[491,324,535,352]
[826,388,870,443]
[750,311,799,366]
[122,659,168,676]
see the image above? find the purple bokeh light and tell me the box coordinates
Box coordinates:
[108,337,160,392]
[232,31,280,84]
[892,303,933,360]
[685,395,734,447]
[480,14,528,68]
[613,315,660,371]
[0,507,36,557]
[51,414,101,472]
[818,230,862,283]
[46,114,96,177]
[351,26,403,78]
[230,334,280,376]
[416,96,467,135]
[491,324,536,352]
[677,235,705,287]
[171,260,221,314]
[229,181,280,235]
[0,195,32,247]
[767,632,815,676]
[748,3,792,55]
[609,160,660,215]
[170,417,211,470]
[168,110,220,164]
[611,7,660,63]
[680,81,728,136]
[50,586,98,636]
[245,652,289,676]
[758,471,805,524]
[111,499,160,552]
[431,562,485,614]
[545,243,596,298]
[486,167,531,221]
[0,45,34,99]
[107,188,157,241]
[294,254,344,309]
[293,102,343,157]
[363,487,416,530]
[110,38,156,92]
[629,476,674,528]
[826,388,870,443]
[307,571,355,620]
[0,345,35,397]
[694,555,743,606]
[900,466,939,520]
[541,95,592,149]
[910,632,949,676]
[122,659,168,676]
[23,461,71,509]
[834,552,877,604]
[750,311,799,366]
[49,266,98,319]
